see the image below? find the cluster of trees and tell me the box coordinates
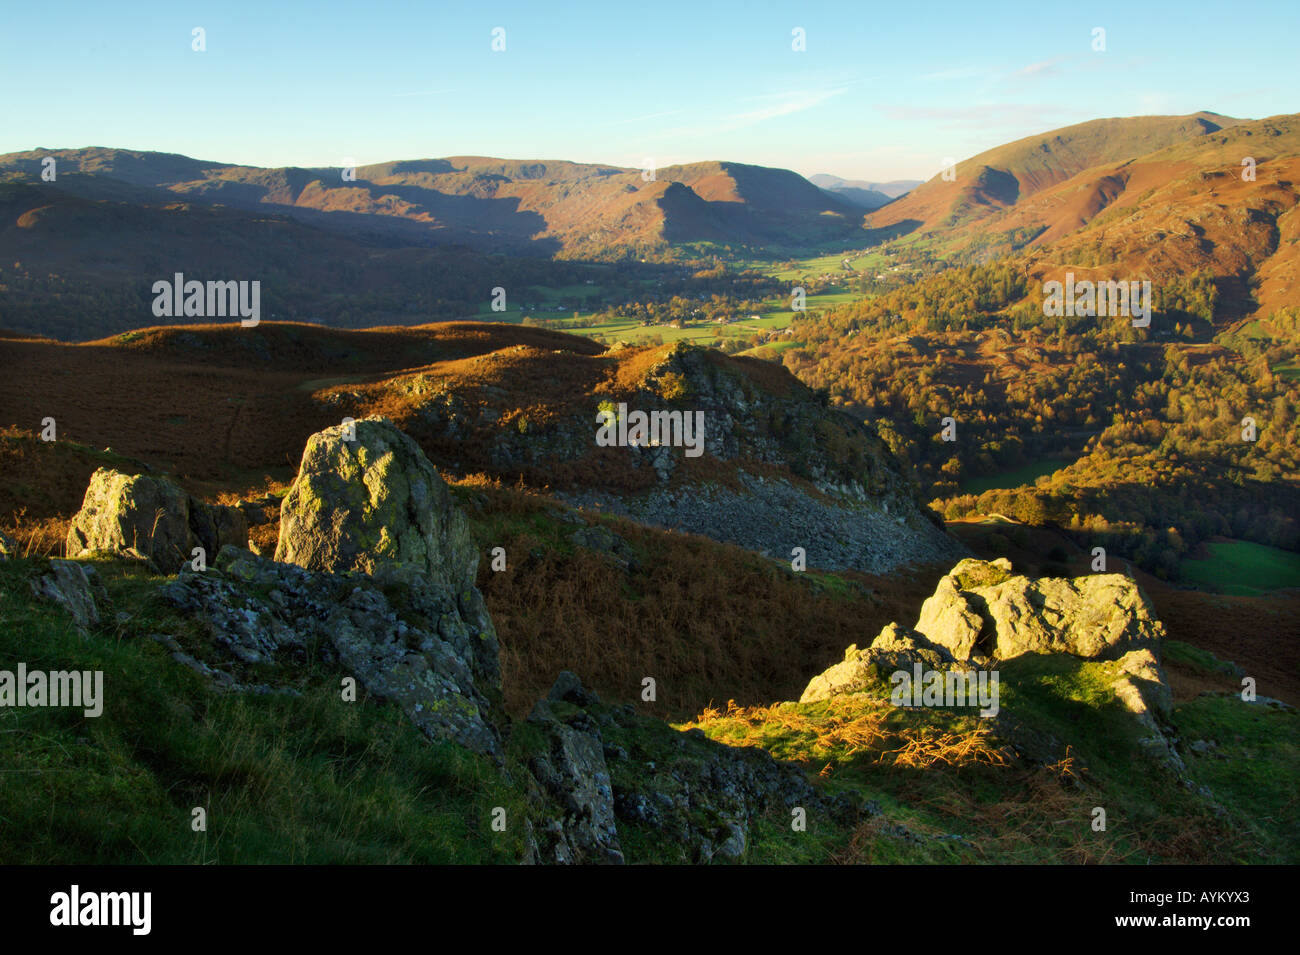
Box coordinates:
[779,259,1300,579]
[589,264,782,325]
[594,292,772,327]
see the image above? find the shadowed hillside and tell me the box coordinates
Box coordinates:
[0,319,960,576]
[0,149,859,260]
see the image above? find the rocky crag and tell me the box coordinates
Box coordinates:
[800,557,1182,770]
[26,418,1235,863]
[44,416,886,862]
[352,341,964,574]
[561,347,959,576]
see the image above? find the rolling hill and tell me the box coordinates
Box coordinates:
[0,149,860,260]
[866,112,1247,236]
[0,319,958,574]
[865,112,1300,321]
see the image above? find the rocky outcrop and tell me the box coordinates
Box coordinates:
[1108,646,1182,769]
[65,469,247,572]
[525,673,624,864]
[522,672,884,864]
[800,623,956,703]
[158,418,504,758]
[373,342,963,574]
[275,417,479,594]
[30,559,104,631]
[573,346,965,573]
[801,558,1182,769]
[163,546,504,759]
[913,558,1165,666]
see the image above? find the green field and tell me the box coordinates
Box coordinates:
[743,246,908,283]
[1273,362,1300,381]
[960,459,1070,494]
[470,286,860,348]
[1179,539,1300,595]
[759,288,859,323]
[530,283,606,302]
[763,252,873,282]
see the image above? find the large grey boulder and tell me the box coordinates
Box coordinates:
[275,417,478,593]
[155,418,506,760]
[799,558,1181,769]
[914,558,1165,664]
[162,546,504,759]
[66,469,247,573]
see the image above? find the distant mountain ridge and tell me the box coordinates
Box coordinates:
[0,149,860,259]
[867,111,1247,236]
[6,110,1299,343]
[810,173,919,209]
[863,111,1300,317]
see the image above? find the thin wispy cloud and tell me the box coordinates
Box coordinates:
[878,101,1088,130]
[1014,57,1065,78]
[721,87,848,130]
[650,87,849,144]
[918,57,1068,90]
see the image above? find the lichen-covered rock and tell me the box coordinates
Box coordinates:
[518,673,889,864]
[160,546,504,759]
[913,577,990,662]
[1111,648,1173,720]
[914,558,1165,664]
[527,678,624,865]
[148,420,508,759]
[275,417,478,594]
[799,623,957,703]
[947,556,1015,590]
[30,559,104,630]
[1110,648,1183,771]
[802,558,1182,772]
[65,468,247,572]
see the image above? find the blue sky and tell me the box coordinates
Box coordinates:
[3,0,1297,180]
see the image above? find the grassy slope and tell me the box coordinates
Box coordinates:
[455,476,946,717]
[867,112,1244,235]
[3,487,1296,864]
[684,654,1297,864]
[0,558,530,864]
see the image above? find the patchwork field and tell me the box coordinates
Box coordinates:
[473,287,861,346]
[1180,539,1300,596]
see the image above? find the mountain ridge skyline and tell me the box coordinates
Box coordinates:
[6,105,1263,185]
[5,0,1298,181]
